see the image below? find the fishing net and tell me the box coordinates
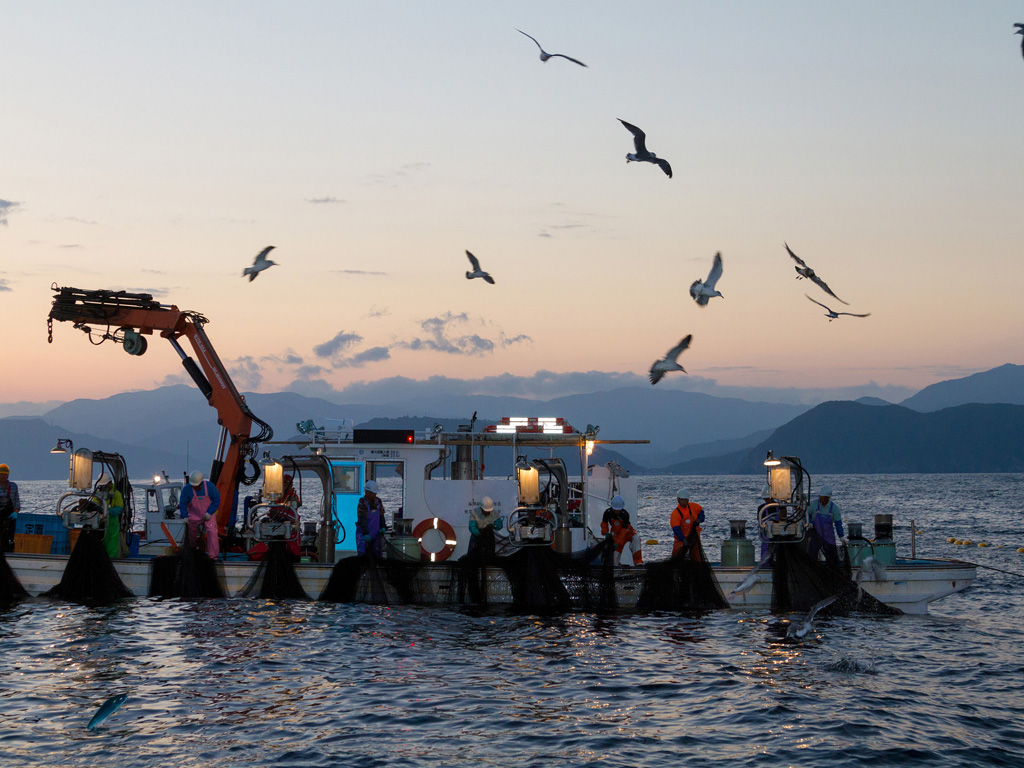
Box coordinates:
[148,529,225,599]
[42,529,133,604]
[770,542,900,615]
[319,539,422,604]
[636,534,729,612]
[237,542,309,600]
[0,550,28,604]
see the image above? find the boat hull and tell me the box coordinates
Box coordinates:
[4,553,974,614]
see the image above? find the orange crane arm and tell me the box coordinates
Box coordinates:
[47,285,272,534]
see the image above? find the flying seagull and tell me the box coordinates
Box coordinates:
[515,29,587,67]
[690,251,724,306]
[242,246,276,282]
[618,119,672,178]
[786,595,837,640]
[806,294,870,321]
[785,243,848,304]
[465,251,495,284]
[728,556,771,598]
[1016,24,1024,60]
[649,334,692,385]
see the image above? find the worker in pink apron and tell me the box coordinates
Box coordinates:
[178,470,222,558]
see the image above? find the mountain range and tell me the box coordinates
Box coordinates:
[0,363,1020,479]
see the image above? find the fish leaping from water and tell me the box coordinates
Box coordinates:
[649,334,692,385]
[618,119,672,178]
[516,29,587,67]
[690,251,724,306]
[786,595,838,640]
[87,694,127,731]
[806,294,870,321]
[242,246,276,282]
[465,251,495,284]
[857,554,887,582]
[785,243,848,304]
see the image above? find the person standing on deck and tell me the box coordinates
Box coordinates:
[805,485,845,570]
[0,464,21,553]
[179,471,221,559]
[91,473,125,558]
[468,496,504,558]
[356,480,386,557]
[601,495,643,566]
[670,489,705,561]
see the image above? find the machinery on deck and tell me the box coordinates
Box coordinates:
[47,285,273,536]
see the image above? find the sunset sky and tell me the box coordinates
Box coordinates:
[3,1,1022,407]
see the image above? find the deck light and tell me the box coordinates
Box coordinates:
[51,438,73,454]
[764,450,782,467]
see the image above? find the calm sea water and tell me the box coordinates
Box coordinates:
[2,474,1022,767]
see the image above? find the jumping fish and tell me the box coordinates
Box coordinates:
[87,694,127,731]
[787,595,838,640]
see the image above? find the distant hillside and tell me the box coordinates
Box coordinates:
[37,384,807,466]
[0,417,190,482]
[668,401,1024,474]
[900,364,1024,412]
[854,396,891,406]
[652,429,772,469]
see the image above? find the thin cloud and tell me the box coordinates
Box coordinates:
[500,333,531,347]
[0,199,21,226]
[313,331,363,358]
[367,306,390,318]
[0,279,11,292]
[228,356,264,390]
[398,312,495,356]
[336,269,388,276]
[307,196,345,204]
[335,346,392,368]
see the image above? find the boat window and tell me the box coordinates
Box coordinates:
[333,466,361,493]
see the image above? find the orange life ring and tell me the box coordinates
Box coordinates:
[413,517,458,562]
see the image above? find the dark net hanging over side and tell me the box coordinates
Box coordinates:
[0,550,28,604]
[636,534,729,612]
[770,543,900,615]
[319,539,422,604]
[42,530,133,604]
[237,542,309,600]
[148,532,225,599]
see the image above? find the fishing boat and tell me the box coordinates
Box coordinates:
[8,420,975,613]
[10,285,973,612]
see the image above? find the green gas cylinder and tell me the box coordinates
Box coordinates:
[721,519,755,567]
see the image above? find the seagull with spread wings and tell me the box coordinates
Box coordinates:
[689,251,724,306]
[618,119,672,178]
[465,251,495,284]
[649,334,692,385]
[806,294,870,321]
[242,246,277,282]
[1016,24,1024,60]
[785,243,848,304]
[516,29,587,67]
[786,595,838,640]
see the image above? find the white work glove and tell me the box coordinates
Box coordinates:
[203,514,212,522]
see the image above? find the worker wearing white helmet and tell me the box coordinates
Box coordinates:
[601,494,643,566]
[468,496,504,558]
[178,470,222,559]
[805,484,845,570]
[90,472,125,558]
[356,479,386,557]
[670,488,705,560]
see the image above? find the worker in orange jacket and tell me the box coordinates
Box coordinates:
[670,489,705,561]
[601,495,643,566]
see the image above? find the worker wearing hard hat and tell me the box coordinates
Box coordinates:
[601,495,643,566]
[179,470,222,559]
[89,472,125,558]
[805,484,845,570]
[356,480,386,557]
[670,489,705,561]
[0,463,20,552]
[468,496,504,558]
